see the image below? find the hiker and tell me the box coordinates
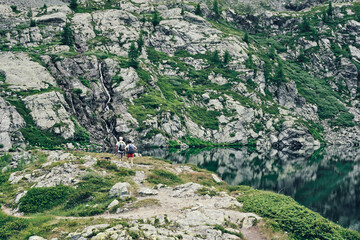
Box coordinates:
[115,137,126,161]
[125,140,137,167]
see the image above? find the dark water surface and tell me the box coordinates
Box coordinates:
[140,146,360,232]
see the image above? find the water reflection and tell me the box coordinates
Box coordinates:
[140,146,360,232]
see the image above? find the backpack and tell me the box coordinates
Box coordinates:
[127,144,135,154]
[119,142,126,151]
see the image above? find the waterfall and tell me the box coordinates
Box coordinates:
[98,62,117,142]
[98,62,111,112]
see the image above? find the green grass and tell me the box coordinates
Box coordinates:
[147,169,184,186]
[238,190,360,240]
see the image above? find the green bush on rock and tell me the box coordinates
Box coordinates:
[19,185,74,213]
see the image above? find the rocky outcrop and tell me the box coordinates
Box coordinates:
[0,97,25,151]
[0,52,56,91]
[23,91,75,139]
[0,0,358,150]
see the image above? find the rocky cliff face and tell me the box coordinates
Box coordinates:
[0,0,359,151]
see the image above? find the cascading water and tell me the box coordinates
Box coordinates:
[98,62,117,143]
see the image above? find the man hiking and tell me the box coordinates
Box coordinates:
[115,137,126,161]
[125,140,137,167]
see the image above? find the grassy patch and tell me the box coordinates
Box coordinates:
[147,169,184,186]
[129,198,160,209]
[238,190,360,240]
[196,187,218,197]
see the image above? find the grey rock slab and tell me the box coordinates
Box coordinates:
[171,182,203,198]
[138,188,159,196]
[107,199,119,209]
[109,182,131,198]
[23,91,75,139]
[81,224,110,238]
[29,236,47,240]
[0,52,56,91]
[211,174,222,183]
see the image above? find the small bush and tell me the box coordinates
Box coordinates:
[0,154,12,169]
[73,88,82,95]
[147,169,184,186]
[10,5,20,13]
[30,19,36,27]
[19,185,74,213]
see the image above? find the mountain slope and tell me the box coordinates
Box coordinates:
[0,0,359,152]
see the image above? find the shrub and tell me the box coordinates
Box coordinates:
[223,50,231,64]
[61,22,74,46]
[73,88,82,95]
[128,42,139,68]
[300,16,312,32]
[137,32,144,53]
[0,154,11,169]
[69,0,78,11]
[30,19,36,27]
[152,11,161,27]
[19,185,74,213]
[195,3,201,15]
[10,5,20,13]
[147,169,184,186]
[243,31,249,43]
[213,0,220,18]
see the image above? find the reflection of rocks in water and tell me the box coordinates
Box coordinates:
[140,146,360,232]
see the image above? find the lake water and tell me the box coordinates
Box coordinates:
[140,146,360,232]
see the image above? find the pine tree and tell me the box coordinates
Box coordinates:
[27,9,33,18]
[69,0,78,12]
[128,42,139,68]
[223,50,231,64]
[181,8,185,16]
[243,31,249,43]
[327,1,333,17]
[30,19,36,27]
[213,0,220,18]
[195,4,201,15]
[152,11,160,27]
[300,16,311,32]
[61,22,74,47]
[211,50,220,64]
[137,32,144,53]
[275,60,285,85]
